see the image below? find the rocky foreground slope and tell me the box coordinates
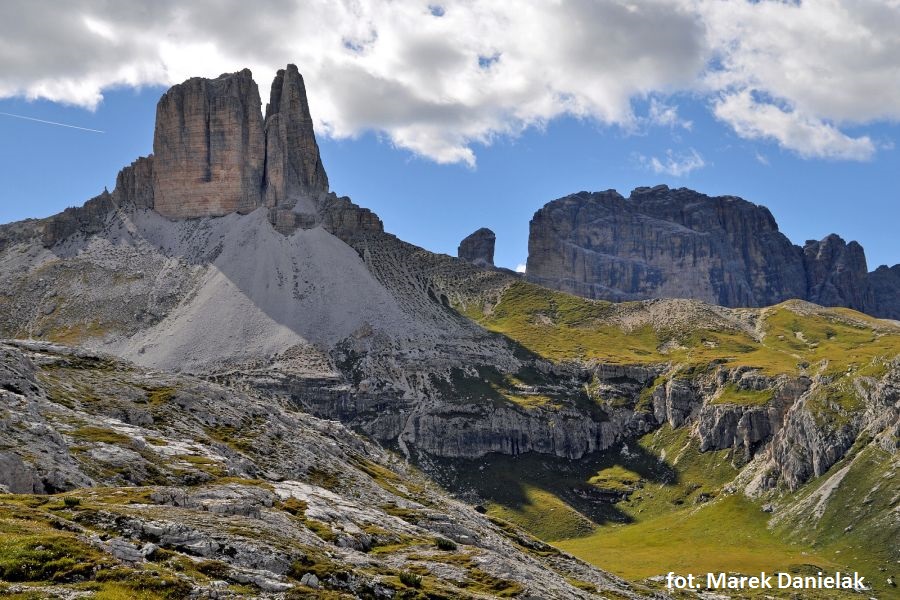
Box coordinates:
[526,186,900,318]
[0,341,640,599]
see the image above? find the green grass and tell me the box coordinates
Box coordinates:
[435,422,897,596]
[462,281,900,377]
[556,494,842,580]
[588,465,641,494]
[711,384,774,406]
[145,387,177,406]
[773,443,899,582]
[0,532,107,582]
[487,484,596,541]
[0,496,115,584]
[69,426,132,445]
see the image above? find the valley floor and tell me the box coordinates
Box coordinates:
[432,426,898,598]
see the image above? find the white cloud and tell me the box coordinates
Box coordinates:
[515,263,527,274]
[0,0,706,166]
[640,148,705,177]
[0,0,896,164]
[713,90,875,161]
[646,98,692,130]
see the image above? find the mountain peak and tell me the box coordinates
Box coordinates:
[151,65,329,221]
[38,65,381,247]
[264,63,329,209]
[153,68,266,219]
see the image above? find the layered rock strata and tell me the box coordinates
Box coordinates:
[153,69,266,219]
[37,66,388,246]
[527,185,899,318]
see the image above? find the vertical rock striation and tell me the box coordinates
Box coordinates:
[113,156,155,210]
[802,234,874,312]
[526,185,894,318]
[869,264,900,320]
[263,64,329,208]
[458,228,496,267]
[38,65,384,248]
[152,69,266,219]
[526,186,807,307]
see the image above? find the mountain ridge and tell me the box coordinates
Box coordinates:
[526,185,899,319]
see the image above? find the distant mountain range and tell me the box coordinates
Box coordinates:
[523,186,899,319]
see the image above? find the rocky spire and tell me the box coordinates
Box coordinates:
[152,69,266,219]
[264,64,329,208]
[458,228,496,267]
[803,234,875,313]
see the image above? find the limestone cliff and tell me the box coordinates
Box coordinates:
[526,186,807,307]
[803,234,874,313]
[527,185,895,318]
[870,264,900,320]
[153,69,266,219]
[35,65,381,247]
[264,64,329,208]
[458,228,496,267]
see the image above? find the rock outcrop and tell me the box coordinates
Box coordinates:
[458,228,496,267]
[803,234,874,312]
[263,64,329,208]
[527,186,807,307]
[153,69,266,219]
[41,190,116,248]
[870,264,900,320]
[113,156,155,210]
[38,65,357,246]
[0,341,637,599]
[527,185,894,318]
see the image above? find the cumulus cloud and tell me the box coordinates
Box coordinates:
[515,263,527,274]
[640,148,706,177]
[0,0,896,164]
[713,90,875,160]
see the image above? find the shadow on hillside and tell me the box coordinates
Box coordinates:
[429,442,679,532]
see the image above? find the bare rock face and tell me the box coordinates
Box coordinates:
[41,190,116,247]
[527,186,808,307]
[458,228,496,267]
[318,194,384,242]
[152,69,266,219]
[525,185,895,317]
[113,156,155,210]
[870,264,900,320]
[803,234,874,312]
[264,64,329,208]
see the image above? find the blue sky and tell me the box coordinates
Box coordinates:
[1,86,897,272]
[1,1,898,271]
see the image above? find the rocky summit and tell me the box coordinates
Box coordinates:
[0,65,898,599]
[37,65,376,248]
[526,185,900,319]
[458,227,496,267]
